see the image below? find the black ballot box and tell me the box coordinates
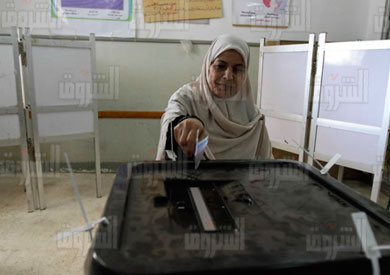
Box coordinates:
[85,160,390,275]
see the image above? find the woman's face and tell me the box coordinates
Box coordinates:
[208,49,245,98]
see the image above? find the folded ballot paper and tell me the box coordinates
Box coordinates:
[194,130,208,169]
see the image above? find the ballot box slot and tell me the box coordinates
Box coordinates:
[164,179,238,233]
[189,187,216,231]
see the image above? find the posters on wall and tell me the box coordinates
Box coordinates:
[0,0,135,37]
[0,0,292,39]
[52,0,132,21]
[232,0,290,28]
[142,0,222,23]
[50,0,135,37]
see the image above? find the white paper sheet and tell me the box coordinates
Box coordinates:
[232,0,290,27]
[194,130,208,169]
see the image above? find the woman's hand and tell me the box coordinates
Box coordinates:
[174,118,208,157]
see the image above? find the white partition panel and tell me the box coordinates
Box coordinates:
[32,46,93,107]
[265,117,301,154]
[24,31,102,210]
[37,112,94,137]
[0,44,18,108]
[31,45,94,140]
[0,43,20,144]
[257,34,315,161]
[309,33,390,202]
[315,127,380,169]
[0,30,35,212]
[0,115,21,141]
[261,52,308,116]
[319,50,390,127]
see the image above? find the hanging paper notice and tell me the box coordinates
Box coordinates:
[52,0,132,21]
[232,0,290,28]
[143,0,222,23]
[47,0,135,37]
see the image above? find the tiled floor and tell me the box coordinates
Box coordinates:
[0,173,115,275]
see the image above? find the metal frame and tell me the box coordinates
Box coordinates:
[257,34,316,162]
[382,0,390,40]
[27,34,258,46]
[0,106,19,115]
[0,139,21,147]
[25,29,46,210]
[30,39,94,49]
[23,30,102,210]
[0,28,35,212]
[37,105,93,113]
[0,35,18,144]
[39,133,95,144]
[309,33,390,202]
[0,37,12,44]
[90,34,102,198]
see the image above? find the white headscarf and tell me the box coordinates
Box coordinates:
[156,34,272,160]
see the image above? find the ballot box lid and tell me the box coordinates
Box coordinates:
[86,160,390,275]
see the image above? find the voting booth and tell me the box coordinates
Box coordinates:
[257,34,315,162]
[258,33,390,204]
[308,33,390,203]
[23,30,102,210]
[0,29,35,211]
[0,28,102,211]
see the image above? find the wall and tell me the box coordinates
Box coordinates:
[0,0,388,170]
[364,0,387,40]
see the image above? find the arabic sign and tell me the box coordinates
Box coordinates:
[143,0,222,23]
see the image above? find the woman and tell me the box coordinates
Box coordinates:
[156,34,272,160]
